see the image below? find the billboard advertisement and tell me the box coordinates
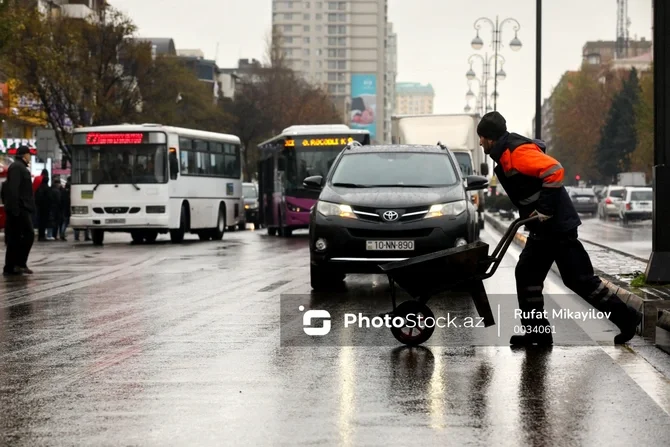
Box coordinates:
[350,74,376,140]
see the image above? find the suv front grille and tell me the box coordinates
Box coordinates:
[347,228,434,238]
[351,205,429,222]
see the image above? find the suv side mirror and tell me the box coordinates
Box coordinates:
[465,175,488,191]
[480,162,489,176]
[303,175,323,190]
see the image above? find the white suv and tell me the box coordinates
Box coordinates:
[598,186,626,220]
[618,186,652,224]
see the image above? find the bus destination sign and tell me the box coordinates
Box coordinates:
[284,137,354,148]
[86,133,144,145]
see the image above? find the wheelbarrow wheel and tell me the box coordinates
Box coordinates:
[390,300,435,346]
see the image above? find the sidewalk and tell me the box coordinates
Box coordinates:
[485,212,670,353]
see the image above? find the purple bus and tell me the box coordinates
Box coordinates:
[258,125,371,236]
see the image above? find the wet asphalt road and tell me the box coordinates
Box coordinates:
[578,215,652,259]
[1,227,670,445]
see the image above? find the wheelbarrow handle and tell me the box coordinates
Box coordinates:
[481,215,541,279]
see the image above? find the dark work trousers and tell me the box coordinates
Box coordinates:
[516,229,616,313]
[37,207,49,240]
[4,212,35,271]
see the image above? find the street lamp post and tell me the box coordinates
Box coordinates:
[465,53,505,115]
[471,16,522,112]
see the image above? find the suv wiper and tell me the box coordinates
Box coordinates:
[332,182,370,188]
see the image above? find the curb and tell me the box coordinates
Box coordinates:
[656,309,670,355]
[484,213,663,340]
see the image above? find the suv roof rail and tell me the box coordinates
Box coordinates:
[437,141,448,150]
[346,141,363,150]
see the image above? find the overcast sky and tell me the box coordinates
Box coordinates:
[110,0,653,135]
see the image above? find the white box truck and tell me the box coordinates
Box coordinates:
[391,113,490,229]
[617,172,646,187]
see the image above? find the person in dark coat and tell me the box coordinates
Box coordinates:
[60,177,71,241]
[35,171,51,241]
[2,146,36,275]
[47,177,62,240]
[477,111,641,346]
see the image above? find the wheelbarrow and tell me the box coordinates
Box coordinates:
[378,216,539,346]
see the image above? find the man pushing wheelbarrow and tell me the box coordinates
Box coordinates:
[477,111,641,346]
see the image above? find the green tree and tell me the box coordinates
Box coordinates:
[596,68,640,182]
[550,65,617,183]
[630,69,653,176]
[5,5,153,157]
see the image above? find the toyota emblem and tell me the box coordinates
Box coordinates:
[382,210,399,222]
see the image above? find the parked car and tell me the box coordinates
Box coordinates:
[243,182,260,228]
[304,142,488,290]
[618,186,652,224]
[598,185,626,220]
[569,187,598,216]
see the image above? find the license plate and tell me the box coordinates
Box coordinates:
[81,190,94,199]
[105,218,125,224]
[577,198,590,202]
[366,240,414,251]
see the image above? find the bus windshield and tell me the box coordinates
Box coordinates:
[281,134,368,191]
[71,144,167,185]
[453,152,473,176]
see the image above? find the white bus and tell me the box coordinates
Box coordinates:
[69,124,244,245]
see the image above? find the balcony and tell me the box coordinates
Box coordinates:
[60,4,97,21]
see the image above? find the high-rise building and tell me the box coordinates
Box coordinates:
[383,22,397,144]
[271,0,389,143]
[394,82,434,115]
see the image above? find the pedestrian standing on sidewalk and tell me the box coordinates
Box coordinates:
[60,177,71,241]
[35,171,52,241]
[2,146,36,275]
[48,177,62,240]
[476,111,642,346]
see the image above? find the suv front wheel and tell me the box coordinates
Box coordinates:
[310,263,345,291]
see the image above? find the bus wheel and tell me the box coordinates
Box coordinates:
[144,231,158,243]
[268,227,277,236]
[170,204,187,243]
[91,229,104,246]
[211,206,225,240]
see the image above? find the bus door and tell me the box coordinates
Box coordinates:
[259,156,275,226]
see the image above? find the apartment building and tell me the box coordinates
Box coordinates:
[37,0,106,18]
[383,22,397,144]
[583,38,652,65]
[271,0,390,143]
[394,82,434,115]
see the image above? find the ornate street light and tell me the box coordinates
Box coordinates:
[472,16,522,110]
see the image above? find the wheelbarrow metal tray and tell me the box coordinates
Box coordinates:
[379,241,490,298]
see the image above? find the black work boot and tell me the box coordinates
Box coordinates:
[605,296,642,344]
[510,317,553,346]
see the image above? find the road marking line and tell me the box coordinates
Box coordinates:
[600,346,670,417]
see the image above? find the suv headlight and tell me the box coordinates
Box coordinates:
[316,201,357,219]
[424,200,467,218]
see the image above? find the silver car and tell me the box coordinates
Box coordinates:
[598,185,626,220]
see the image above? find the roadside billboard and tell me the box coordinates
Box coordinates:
[350,74,376,140]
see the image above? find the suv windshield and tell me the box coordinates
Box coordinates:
[631,190,652,201]
[331,152,458,187]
